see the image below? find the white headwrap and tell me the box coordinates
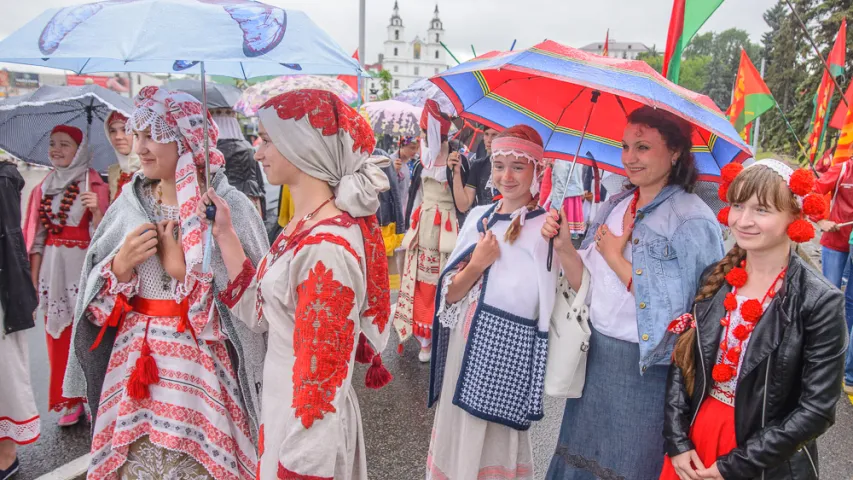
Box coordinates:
[43,128,91,196]
[104,111,140,174]
[256,89,389,217]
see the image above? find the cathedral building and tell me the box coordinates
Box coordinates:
[367,2,449,100]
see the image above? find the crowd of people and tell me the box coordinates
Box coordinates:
[0,83,850,480]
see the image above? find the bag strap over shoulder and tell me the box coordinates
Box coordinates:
[570,268,591,310]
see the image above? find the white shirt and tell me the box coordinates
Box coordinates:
[580,195,639,343]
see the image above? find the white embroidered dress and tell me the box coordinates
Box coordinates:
[427,204,557,480]
[85,183,256,480]
[225,214,386,480]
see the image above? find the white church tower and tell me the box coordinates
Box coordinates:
[370,2,450,99]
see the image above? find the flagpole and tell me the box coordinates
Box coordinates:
[783,0,849,109]
[440,42,461,65]
[773,103,817,173]
[752,57,766,153]
[358,0,366,106]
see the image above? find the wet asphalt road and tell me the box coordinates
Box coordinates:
[14,293,853,480]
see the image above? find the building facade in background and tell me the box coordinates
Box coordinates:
[579,40,650,60]
[0,70,164,98]
[366,2,449,100]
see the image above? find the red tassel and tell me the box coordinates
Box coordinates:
[433,209,442,226]
[365,354,393,389]
[355,332,375,364]
[126,371,149,400]
[135,342,160,385]
[397,343,405,356]
[445,216,452,232]
[127,320,159,400]
[411,206,421,229]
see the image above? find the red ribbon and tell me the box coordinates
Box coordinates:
[667,313,696,335]
[90,292,131,351]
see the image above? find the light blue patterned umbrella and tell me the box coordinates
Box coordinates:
[0,0,360,78]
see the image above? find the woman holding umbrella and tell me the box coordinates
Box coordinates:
[542,107,725,480]
[23,124,108,427]
[64,87,268,479]
[206,89,392,480]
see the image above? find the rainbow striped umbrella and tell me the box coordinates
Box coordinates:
[430,40,751,181]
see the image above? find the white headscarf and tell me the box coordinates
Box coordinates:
[104,111,140,174]
[42,128,91,196]
[257,89,389,217]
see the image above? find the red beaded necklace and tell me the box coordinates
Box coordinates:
[38,181,81,235]
[623,189,641,232]
[712,260,787,383]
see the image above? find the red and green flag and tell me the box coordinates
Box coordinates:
[662,0,724,83]
[602,29,610,56]
[726,49,775,133]
[806,18,847,163]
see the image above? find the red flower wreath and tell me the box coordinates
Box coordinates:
[802,193,826,218]
[787,218,815,243]
[717,183,730,203]
[788,168,815,197]
[717,206,731,226]
[725,266,748,288]
[720,163,744,184]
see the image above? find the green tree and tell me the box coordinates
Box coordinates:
[684,32,714,57]
[378,70,393,100]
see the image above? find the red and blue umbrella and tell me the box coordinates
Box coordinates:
[429,40,752,180]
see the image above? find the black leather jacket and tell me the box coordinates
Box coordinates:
[0,162,38,334]
[663,252,848,480]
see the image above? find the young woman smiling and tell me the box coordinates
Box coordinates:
[543,107,724,480]
[661,160,847,480]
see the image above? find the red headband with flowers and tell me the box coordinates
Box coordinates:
[715,159,826,243]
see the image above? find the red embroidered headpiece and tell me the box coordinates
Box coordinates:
[51,125,83,146]
[260,89,375,155]
[107,111,128,126]
[420,99,451,136]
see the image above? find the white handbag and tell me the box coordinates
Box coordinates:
[544,267,592,398]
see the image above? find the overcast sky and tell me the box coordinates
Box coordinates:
[1,0,777,73]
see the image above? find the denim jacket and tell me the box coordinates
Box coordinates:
[582,185,724,373]
[549,158,585,200]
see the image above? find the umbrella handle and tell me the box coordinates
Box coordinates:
[547,90,600,272]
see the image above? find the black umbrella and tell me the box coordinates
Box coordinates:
[165,79,242,109]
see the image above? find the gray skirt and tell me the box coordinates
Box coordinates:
[546,325,669,480]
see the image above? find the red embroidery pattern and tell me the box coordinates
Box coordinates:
[218,258,256,308]
[356,215,390,332]
[261,90,375,155]
[277,464,333,480]
[292,261,356,429]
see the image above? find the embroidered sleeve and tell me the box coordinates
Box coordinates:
[278,243,362,479]
[436,260,475,329]
[86,255,140,327]
[218,257,256,308]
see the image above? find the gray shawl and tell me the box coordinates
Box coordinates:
[63,171,270,439]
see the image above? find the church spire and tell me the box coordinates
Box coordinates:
[390,1,402,27]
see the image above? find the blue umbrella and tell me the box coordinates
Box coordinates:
[0,0,361,271]
[0,0,361,78]
[0,84,134,172]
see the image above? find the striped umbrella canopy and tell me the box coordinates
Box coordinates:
[429,40,752,182]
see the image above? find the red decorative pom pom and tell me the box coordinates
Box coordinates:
[802,193,826,218]
[740,299,764,323]
[717,206,731,226]
[712,364,735,383]
[733,324,750,341]
[788,168,815,197]
[717,183,730,203]
[723,293,738,312]
[725,267,748,288]
[725,347,742,364]
[787,218,815,243]
[720,316,730,327]
[720,163,744,184]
